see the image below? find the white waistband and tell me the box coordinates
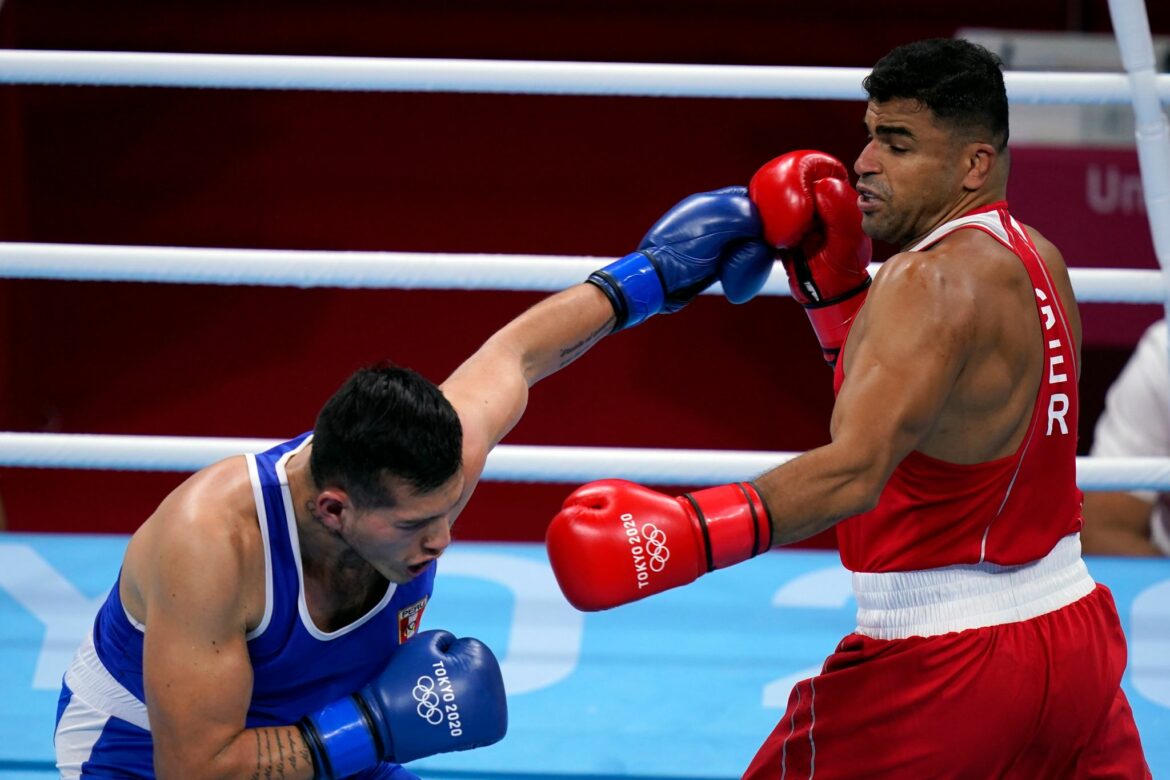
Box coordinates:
[63,630,151,732]
[852,535,1096,640]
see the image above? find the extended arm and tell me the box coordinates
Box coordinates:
[442,187,773,487]
[440,282,616,477]
[547,252,972,610]
[1080,492,1163,556]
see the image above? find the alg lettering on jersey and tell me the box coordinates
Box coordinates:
[1036,287,1070,436]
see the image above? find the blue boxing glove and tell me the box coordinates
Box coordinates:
[299,631,507,779]
[588,186,773,330]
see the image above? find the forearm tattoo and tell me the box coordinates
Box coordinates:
[248,726,312,780]
[558,319,615,369]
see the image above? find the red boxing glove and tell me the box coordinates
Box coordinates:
[546,479,772,612]
[750,150,873,366]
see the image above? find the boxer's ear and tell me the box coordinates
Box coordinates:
[960,142,998,192]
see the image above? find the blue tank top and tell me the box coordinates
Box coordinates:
[90,433,437,727]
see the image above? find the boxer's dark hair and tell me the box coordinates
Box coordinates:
[310,362,462,508]
[864,38,1009,151]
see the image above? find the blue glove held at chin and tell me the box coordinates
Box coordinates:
[299,630,507,779]
[587,185,772,330]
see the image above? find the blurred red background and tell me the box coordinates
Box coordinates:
[1,0,1167,543]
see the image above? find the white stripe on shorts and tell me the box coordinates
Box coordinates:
[55,691,112,779]
[62,630,151,730]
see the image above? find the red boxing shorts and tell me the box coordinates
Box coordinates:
[745,544,1151,779]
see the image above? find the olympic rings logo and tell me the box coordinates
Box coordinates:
[412,675,444,725]
[642,523,670,572]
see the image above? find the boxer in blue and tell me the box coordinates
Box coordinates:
[53,186,775,779]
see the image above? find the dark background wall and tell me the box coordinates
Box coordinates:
[1,0,1167,543]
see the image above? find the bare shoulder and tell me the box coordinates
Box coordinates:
[865,240,982,334]
[848,228,1031,376]
[886,226,1033,291]
[1021,220,1081,359]
[1022,223,1062,259]
[1022,223,1074,286]
[121,456,263,627]
[874,242,969,289]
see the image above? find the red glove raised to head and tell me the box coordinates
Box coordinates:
[546,479,772,612]
[749,150,873,366]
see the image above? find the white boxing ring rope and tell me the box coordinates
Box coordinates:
[3,433,1170,492]
[0,243,1163,303]
[0,49,1167,104]
[2,3,1170,493]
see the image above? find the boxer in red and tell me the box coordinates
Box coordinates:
[547,38,1151,778]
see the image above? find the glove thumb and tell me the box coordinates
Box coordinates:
[718,239,775,304]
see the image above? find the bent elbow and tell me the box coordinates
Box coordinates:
[840,465,888,518]
[850,482,883,516]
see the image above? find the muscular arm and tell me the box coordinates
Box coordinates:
[1081,319,1169,557]
[1080,491,1162,556]
[134,472,315,780]
[754,252,972,545]
[440,283,616,484]
[543,252,981,611]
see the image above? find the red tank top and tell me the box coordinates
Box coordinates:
[833,202,1083,572]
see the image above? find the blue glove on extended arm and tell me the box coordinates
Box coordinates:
[299,630,507,779]
[587,185,773,330]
